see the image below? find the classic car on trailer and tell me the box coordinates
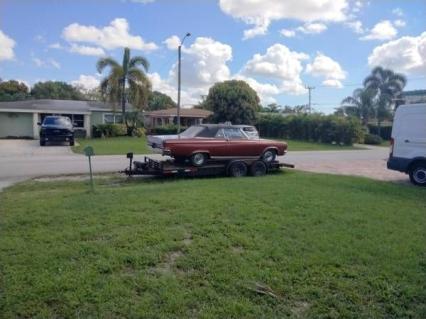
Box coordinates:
[147,124,287,167]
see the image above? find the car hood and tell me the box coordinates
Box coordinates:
[41,124,72,130]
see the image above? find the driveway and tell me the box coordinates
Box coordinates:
[0,140,409,191]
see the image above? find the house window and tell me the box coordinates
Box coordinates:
[104,113,123,124]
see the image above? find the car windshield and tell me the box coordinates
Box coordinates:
[180,126,205,138]
[43,117,71,126]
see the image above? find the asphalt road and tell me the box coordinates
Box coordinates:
[0,140,408,191]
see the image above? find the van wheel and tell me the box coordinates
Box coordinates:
[250,160,267,176]
[191,153,207,166]
[228,161,248,177]
[262,149,276,163]
[409,162,426,186]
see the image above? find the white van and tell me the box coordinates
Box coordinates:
[387,103,426,186]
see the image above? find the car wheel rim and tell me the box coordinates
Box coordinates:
[263,151,274,162]
[414,168,426,184]
[193,154,204,165]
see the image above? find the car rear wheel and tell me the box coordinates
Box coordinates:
[409,162,426,186]
[191,153,207,166]
[250,160,267,176]
[262,149,276,163]
[40,139,46,146]
[228,161,248,177]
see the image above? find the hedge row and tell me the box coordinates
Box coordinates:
[148,125,188,135]
[92,124,145,138]
[256,114,364,145]
[367,124,392,141]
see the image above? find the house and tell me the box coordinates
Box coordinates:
[0,99,126,139]
[401,90,426,105]
[143,108,212,129]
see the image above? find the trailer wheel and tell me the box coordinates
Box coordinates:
[262,149,276,163]
[228,161,248,177]
[409,161,426,186]
[191,152,207,166]
[250,160,267,176]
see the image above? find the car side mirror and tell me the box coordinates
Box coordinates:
[37,122,41,126]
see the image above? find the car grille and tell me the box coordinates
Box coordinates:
[45,128,70,135]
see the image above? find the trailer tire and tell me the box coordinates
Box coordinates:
[250,160,267,176]
[191,152,207,167]
[228,161,248,177]
[262,149,276,163]
[409,161,426,186]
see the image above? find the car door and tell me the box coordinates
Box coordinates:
[223,128,256,156]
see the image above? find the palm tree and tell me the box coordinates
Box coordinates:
[97,48,151,135]
[363,66,406,135]
[341,88,375,126]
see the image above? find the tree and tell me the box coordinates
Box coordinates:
[204,80,260,124]
[340,88,375,126]
[147,91,176,111]
[363,66,406,135]
[0,80,29,101]
[97,47,151,135]
[31,81,84,100]
[261,103,281,113]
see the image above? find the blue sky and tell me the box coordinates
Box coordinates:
[0,0,425,113]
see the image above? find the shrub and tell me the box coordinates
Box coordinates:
[256,114,364,145]
[364,133,383,145]
[149,125,187,135]
[132,127,145,137]
[92,124,127,138]
[367,124,392,140]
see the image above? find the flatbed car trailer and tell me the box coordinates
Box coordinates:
[123,153,295,178]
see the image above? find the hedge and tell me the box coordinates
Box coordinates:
[256,114,364,145]
[367,124,392,141]
[149,125,188,135]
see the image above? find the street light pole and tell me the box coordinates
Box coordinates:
[177,32,191,136]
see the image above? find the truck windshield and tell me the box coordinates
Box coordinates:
[43,117,71,126]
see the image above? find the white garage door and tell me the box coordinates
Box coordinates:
[0,112,34,138]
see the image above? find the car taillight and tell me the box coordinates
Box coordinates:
[390,138,394,156]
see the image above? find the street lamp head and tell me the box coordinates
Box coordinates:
[186,32,191,37]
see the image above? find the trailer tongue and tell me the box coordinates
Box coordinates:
[123,153,294,178]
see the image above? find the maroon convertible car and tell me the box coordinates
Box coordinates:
[148,124,287,166]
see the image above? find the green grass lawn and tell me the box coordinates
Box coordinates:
[1,172,425,318]
[73,136,150,155]
[73,136,363,155]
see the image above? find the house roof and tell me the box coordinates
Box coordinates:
[144,108,212,118]
[402,90,426,97]
[0,99,128,114]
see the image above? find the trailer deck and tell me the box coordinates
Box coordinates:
[123,153,294,178]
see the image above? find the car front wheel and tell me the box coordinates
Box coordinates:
[262,149,276,163]
[191,153,207,166]
[69,139,75,146]
[40,139,46,146]
[409,162,426,186]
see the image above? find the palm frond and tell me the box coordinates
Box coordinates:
[96,57,120,74]
[129,56,150,71]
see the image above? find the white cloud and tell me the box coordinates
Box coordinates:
[71,74,100,91]
[306,53,346,88]
[345,20,364,34]
[394,19,406,27]
[163,35,180,50]
[361,20,398,41]
[48,42,64,50]
[62,18,158,51]
[392,8,404,17]
[0,30,16,61]
[69,44,106,56]
[297,22,327,34]
[32,57,61,69]
[280,29,296,38]
[242,44,309,95]
[368,32,426,75]
[233,74,280,103]
[219,0,348,39]
[172,37,233,89]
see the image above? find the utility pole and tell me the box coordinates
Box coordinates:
[177,32,191,135]
[305,85,315,113]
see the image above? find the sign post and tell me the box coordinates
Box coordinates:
[84,146,95,192]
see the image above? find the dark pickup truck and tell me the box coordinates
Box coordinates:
[38,116,75,146]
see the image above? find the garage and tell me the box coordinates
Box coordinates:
[0,112,34,138]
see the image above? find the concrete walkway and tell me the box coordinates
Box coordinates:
[0,140,408,191]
